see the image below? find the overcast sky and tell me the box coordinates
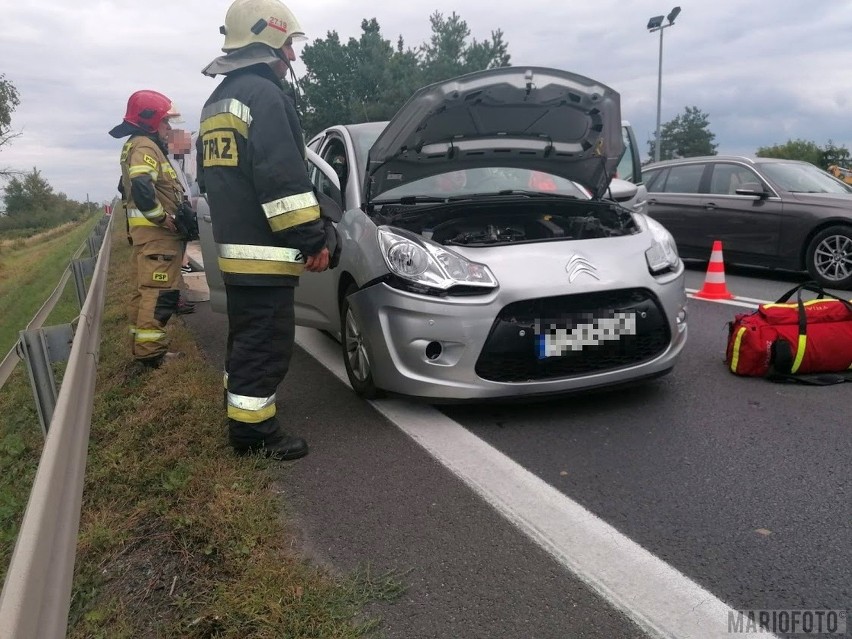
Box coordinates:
[1,0,851,204]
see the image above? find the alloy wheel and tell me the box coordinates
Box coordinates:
[813,233,852,283]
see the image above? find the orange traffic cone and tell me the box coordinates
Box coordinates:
[694,240,734,300]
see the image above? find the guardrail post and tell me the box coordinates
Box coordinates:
[71,257,96,309]
[86,219,107,261]
[16,324,75,436]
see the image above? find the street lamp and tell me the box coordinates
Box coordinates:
[647,6,681,163]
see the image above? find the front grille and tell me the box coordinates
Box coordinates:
[475,289,671,383]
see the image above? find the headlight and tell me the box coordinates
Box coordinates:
[644,216,680,275]
[377,226,499,294]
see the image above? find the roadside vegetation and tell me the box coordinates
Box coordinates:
[0,173,101,581]
[0,215,100,357]
[0,218,403,637]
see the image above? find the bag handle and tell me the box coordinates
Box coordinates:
[774,281,852,312]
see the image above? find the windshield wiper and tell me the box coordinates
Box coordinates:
[376,195,470,205]
[491,189,580,199]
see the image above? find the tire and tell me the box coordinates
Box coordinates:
[805,225,852,289]
[340,283,383,399]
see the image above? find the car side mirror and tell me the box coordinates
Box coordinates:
[607,178,639,203]
[735,182,768,198]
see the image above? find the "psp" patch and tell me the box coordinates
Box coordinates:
[152,273,169,282]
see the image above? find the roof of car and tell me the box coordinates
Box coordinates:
[644,155,812,170]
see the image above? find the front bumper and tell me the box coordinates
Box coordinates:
[347,277,688,400]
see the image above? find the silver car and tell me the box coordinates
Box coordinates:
[199,67,688,400]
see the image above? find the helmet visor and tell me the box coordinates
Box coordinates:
[165,103,184,125]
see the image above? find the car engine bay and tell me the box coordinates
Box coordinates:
[376,199,639,247]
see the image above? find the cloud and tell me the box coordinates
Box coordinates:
[2,0,852,202]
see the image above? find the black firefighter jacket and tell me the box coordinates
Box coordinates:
[197,65,326,287]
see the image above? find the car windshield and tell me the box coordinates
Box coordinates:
[374,168,590,201]
[758,162,852,194]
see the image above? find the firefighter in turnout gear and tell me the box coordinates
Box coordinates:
[110,90,187,368]
[198,0,340,460]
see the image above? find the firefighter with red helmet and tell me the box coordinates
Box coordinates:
[110,90,186,368]
[197,0,340,460]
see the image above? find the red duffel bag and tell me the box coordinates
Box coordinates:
[726,283,852,381]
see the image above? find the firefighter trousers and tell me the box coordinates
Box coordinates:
[224,284,295,448]
[128,238,182,362]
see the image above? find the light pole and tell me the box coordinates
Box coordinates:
[647,6,681,163]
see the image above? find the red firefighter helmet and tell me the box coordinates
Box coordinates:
[109,90,177,138]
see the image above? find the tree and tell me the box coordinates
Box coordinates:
[820,139,850,169]
[0,74,21,178]
[648,106,717,161]
[300,20,421,135]
[0,168,93,232]
[2,168,54,215]
[755,138,823,166]
[754,138,850,170]
[299,13,511,136]
[418,11,510,85]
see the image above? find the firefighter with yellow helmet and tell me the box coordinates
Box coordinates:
[110,90,187,368]
[198,0,340,460]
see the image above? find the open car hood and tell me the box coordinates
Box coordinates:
[365,67,624,202]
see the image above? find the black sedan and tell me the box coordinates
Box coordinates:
[641,155,852,289]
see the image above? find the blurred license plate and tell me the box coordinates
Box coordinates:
[535,312,637,359]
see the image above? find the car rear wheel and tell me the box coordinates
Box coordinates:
[340,283,383,399]
[805,225,852,289]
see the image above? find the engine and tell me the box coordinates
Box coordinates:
[428,213,622,246]
[379,198,638,247]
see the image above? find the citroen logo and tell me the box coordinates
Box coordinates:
[566,255,600,283]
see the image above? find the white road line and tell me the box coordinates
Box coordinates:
[685,288,762,309]
[295,327,776,639]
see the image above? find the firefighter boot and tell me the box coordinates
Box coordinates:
[176,296,196,315]
[232,434,309,461]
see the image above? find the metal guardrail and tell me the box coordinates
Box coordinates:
[0,212,114,638]
[0,241,87,392]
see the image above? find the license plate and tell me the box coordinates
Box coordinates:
[535,312,637,359]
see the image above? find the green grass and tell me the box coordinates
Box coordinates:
[0,215,101,357]
[0,217,404,637]
[0,366,45,578]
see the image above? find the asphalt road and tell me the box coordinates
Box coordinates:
[182,263,851,638]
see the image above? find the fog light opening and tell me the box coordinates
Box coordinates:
[425,341,443,360]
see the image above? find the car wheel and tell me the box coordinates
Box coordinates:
[805,225,852,289]
[340,283,383,399]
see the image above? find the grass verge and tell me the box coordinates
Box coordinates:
[0,219,100,589]
[0,216,101,357]
[0,219,404,637]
